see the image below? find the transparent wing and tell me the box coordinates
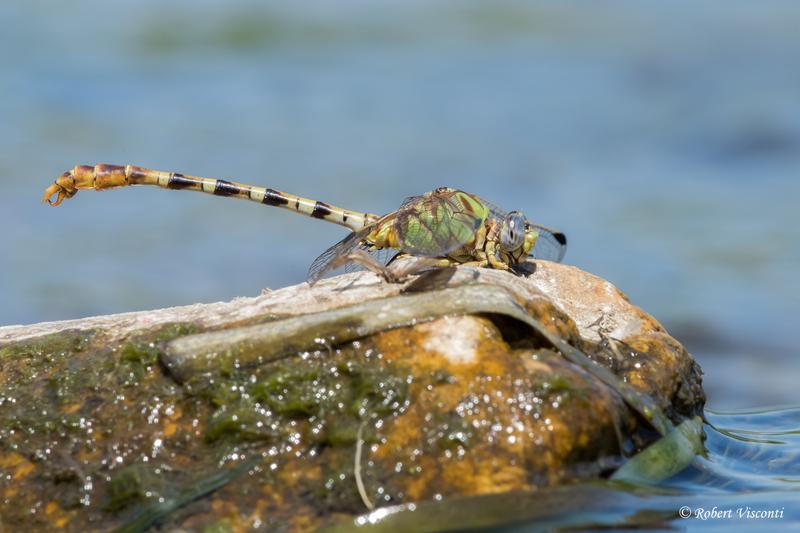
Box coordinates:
[343,246,401,274]
[479,197,508,222]
[478,196,567,262]
[398,194,425,210]
[306,226,373,285]
[392,189,488,258]
[530,223,568,263]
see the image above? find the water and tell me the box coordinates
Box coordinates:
[0,0,798,527]
[650,408,800,529]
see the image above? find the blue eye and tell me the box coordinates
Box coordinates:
[500,211,526,251]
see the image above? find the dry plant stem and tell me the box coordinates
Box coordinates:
[354,420,374,511]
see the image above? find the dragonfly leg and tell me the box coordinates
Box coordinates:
[432,255,491,269]
[403,257,494,269]
[452,259,488,268]
[484,241,512,271]
[421,257,461,268]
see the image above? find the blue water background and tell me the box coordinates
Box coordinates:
[0,1,798,410]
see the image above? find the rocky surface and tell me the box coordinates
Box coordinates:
[0,262,704,531]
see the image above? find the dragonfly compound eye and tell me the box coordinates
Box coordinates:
[500,211,526,252]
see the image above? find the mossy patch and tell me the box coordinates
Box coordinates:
[115,322,200,384]
[425,412,475,452]
[0,329,92,361]
[203,518,234,533]
[199,349,410,448]
[105,463,165,511]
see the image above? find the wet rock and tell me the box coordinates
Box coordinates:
[0,262,704,531]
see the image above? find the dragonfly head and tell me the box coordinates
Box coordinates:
[499,211,526,252]
[499,210,538,263]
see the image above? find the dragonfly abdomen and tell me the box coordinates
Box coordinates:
[43,164,379,232]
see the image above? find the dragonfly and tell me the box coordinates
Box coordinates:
[43,164,567,285]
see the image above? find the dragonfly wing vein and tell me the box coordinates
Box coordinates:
[306,226,372,284]
[343,247,401,274]
[393,191,487,258]
[531,224,568,262]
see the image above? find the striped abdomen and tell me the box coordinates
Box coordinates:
[43,164,379,232]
